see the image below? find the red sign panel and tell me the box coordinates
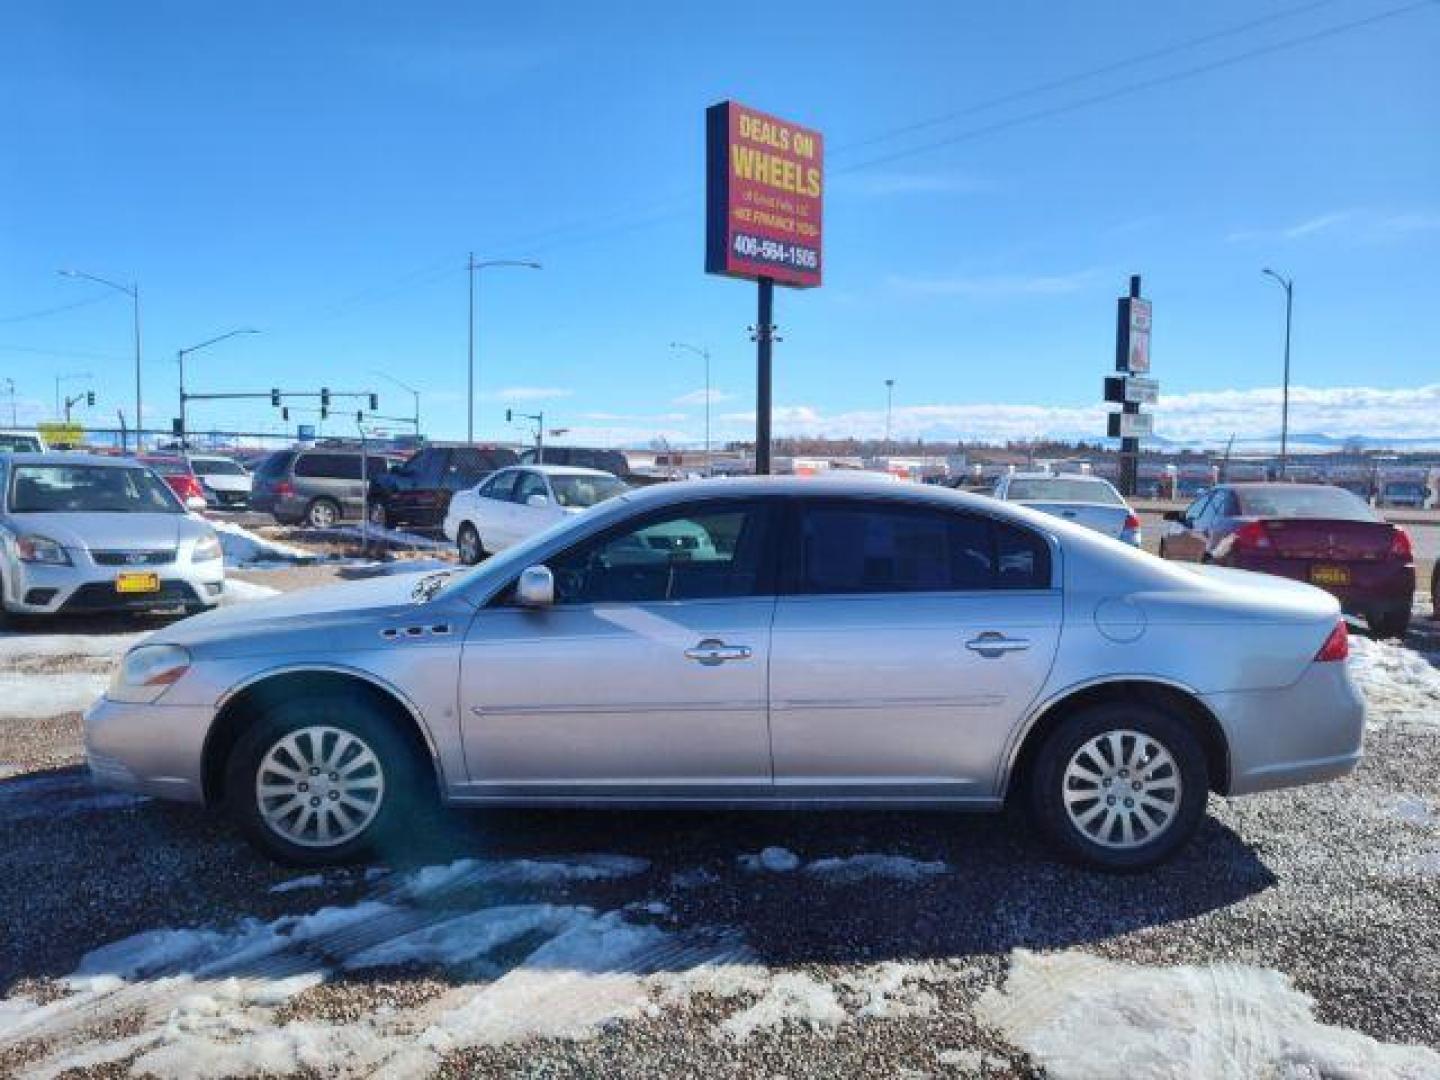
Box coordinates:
[706,101,823,288]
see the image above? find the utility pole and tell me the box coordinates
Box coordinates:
[3,379,14,427]
[884,378,895,456]
[177,329,259,449]
[1262,268,1294,479]
[54,372,92,422]
[59,270,140,452]
[506,407,546,462]
[467,255,542,443]
[670,342,712,476]
[369,371,421,435]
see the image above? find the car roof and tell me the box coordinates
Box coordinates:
[508,464,617,477]
[1007,471,1109,482]
[4,452,146,468]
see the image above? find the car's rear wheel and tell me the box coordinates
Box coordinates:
[457,522,485,565]
[225,694,430,866]
[305,498,341,529]
[1369,609,1410,639]
[1028,703,1208,872]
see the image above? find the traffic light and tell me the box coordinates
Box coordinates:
[505,408,513,423]
[172,418,183,436]
[356,410,364,424]
[281,406,290,421]
[86,391,95,407]
[320,387,331,410]
[271,388,281,408]
[368,393,378,411]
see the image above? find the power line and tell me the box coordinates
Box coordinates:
[0,291,117,325]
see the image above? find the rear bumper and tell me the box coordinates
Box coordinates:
[1202,659,1366,797]
[1226,555,1414,618]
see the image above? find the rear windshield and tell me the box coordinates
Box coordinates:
[1235,486,1378,522]
[1005,478,1123,505]
[550,474,629,508]
[142,458,189,477]
[10,464,180,513]
[254,451,296,479]
[191,457,246,477]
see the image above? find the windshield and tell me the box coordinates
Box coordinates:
[1006,478,1123,505]
[191,457,246,477]
[9,464,181,513]
[0,434,43,452]
[549,475,628,508]
[1384,482,1426,497]
[1236,485,1378,522]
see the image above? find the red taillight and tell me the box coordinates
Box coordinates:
[1314,620,1349,662]
[274,481,295,498]
[1123,512,1141,532]
[1390,526,1413,562]
[1232,520,1273,552]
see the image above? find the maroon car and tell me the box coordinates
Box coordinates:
[1159,482,1415,638]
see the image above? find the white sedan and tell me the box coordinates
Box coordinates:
[443,465,628,563]
[993,472,1142,546]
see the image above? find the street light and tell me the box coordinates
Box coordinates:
[58,269,141,452]
[670,341,712,477]
[54,371,93,421]
[368,370,421,434]
[884,378,896,456]
[1262,268,1294,479]
[467,254,541,443]
[178,328,259,448]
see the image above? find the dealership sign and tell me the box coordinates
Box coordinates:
[705,101,823,288]
[1118,296,1151,373]
[1108,411,1154,438]
[1104,374,1159,405]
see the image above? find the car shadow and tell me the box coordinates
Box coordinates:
[0,760,1276,1001]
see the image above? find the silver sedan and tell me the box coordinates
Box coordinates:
[84,476,1364,871]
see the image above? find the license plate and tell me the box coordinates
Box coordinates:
[1310,565,1350,587]
[115,572,161,594]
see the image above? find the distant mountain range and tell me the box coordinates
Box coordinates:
[1149,431,1440,452]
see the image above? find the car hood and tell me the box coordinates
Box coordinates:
[5,512,208,552]
[147,569,472,655]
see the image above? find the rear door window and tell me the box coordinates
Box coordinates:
[295,453,362,480]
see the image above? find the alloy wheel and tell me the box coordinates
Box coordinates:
[1061,728,1182,849]
[255,725,385,848]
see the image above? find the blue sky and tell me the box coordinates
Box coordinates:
[2,0,1437,447]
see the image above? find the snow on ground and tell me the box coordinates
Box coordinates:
[1349,635,1440,731]
[211,520,311,566]
[330,524,449,551]
[221,578,282,605]
[977,949,1440,1080]
[0,669,107,719]
[737,847,950,882]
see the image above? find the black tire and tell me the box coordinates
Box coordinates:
[457,522,485,566]
[225,692,433,866]
[1028,702,1209,872]
[305,498,341,529]
[1369,610,1410,640]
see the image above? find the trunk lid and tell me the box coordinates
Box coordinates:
[1257,517,1398,561]
[1017,501,1132,539]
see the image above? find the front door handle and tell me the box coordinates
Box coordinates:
[965,632,1031,658]
[685,638,753,666]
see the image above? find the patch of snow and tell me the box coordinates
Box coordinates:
[399,854,650,898]
[718,972,847,1040]
[1348,636,1440,731]
[220,578,282,605]
[344,903,585,973]
[738,846,801,873]
[976,949,1440,1080]
[211,520,309,566]
[0,671,108,720]
[331,524,448,551]
[0,630,147,662]
[804,854,949,884]
[268,874,328,895]
[669,867,719,890]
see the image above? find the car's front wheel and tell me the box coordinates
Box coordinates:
[1028,703,1208,871]
[226,694,430,865]
[1369,609,1410,639]
[457,522,485,565]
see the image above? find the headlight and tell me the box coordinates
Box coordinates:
[16,534,71,565]
[192,532,222,562]
[108,645,191,704]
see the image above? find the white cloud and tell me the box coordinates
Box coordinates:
[485,386,572,402]
[672,388,736,406]
[1283,211,1354,239]
[1228,208,1440,246]
[710,383,1440,447]
[886,268,1103,299]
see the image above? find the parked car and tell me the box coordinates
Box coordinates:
[366,443,517,530]
[0,429,48,453]
[443,465,628,563]
[86,476,1362,871]
[250,448,395,528]
[518,446,632,478]
[1158,482,1415,638]
[140,456,210,511]
[188,454,252,509]
[1378,479,1429,509]
[993,472,1142,546]
[1,453,223,620]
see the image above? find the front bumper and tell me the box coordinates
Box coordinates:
[2,558,224,616]
[1203,658,1366,797]
[84,696,212,804]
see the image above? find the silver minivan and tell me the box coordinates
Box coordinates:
[250,448,394,528]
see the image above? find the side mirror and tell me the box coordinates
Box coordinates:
[185,496,208,513]
[1162,510,1183,523]
[525,493,551,509]
[515,565,554,608]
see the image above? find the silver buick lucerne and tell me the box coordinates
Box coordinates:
[85,477,1364,871]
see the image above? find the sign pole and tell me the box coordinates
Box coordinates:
[1114,274,1143,498]
[755,276,774,475]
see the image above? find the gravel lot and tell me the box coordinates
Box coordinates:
[1,554,1437,1079]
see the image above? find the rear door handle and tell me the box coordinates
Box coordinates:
[685,638,753,666]
[965,632,1031,657]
